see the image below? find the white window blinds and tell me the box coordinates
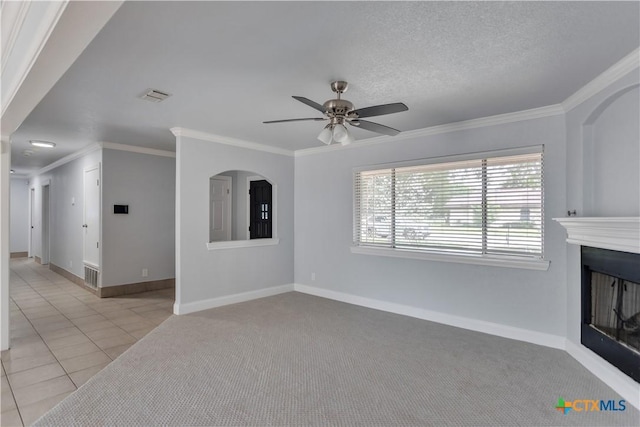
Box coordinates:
[354,149,544,259]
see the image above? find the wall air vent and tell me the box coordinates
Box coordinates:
[84,264,99,288]
[140,88,172,103]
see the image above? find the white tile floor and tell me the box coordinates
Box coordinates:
[1,258,174,426]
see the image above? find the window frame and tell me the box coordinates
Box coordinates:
[351,146,550,271]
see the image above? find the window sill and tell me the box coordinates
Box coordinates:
[350,246,550,271]
[207,238,279,250]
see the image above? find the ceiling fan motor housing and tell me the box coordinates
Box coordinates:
[323,99,354,118]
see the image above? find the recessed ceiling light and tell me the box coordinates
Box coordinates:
[30,140,56,148]
[10,170,15,174]
[23,149,34,157]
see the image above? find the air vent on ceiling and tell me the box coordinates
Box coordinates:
[140,88,171,103]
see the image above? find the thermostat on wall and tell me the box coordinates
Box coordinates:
[114,204,129,214]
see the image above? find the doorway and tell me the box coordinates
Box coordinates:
[41,182,50,264]
[83,165,100,277]
[29,187,35,257]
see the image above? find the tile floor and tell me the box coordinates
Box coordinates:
[1,258,174,426]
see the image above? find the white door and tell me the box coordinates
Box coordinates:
[210,176,231,242]
[29,188,35,257]
[41,184,50,264]
[83,165,100,268]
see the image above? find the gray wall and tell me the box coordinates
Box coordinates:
[587,85,639,217]
[295,115,567,336]
[565,69,640,344]
[176,136,294,306]
[28,149,102,277]
[10,178,29,253]
[101,148,176,287]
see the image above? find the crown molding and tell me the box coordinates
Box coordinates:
[29,143,101,178]
[295,104,564,157]
[1,1,69,117]
[1,0,31,74]
[29,141,176,178]
[170,127,294,157]
[562,47,640,112]
[101,142,175,158]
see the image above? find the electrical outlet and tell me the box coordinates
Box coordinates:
[142,268,148,277]
[69,260,73,268]
[311,272,316,281]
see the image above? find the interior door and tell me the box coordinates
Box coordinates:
[83,165,100,268]
[210,176,231,242]
[41,184,50,264]
[29,188,35,257]
[249,180,272,239]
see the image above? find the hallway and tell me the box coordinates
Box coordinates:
[1,258,174,426]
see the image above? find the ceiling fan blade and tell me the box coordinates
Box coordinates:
[350,119,401,136]
[292,96,326,113]
[263,118,326,124]
[351,102,408,118]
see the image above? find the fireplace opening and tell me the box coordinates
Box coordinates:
[582,246,640,382]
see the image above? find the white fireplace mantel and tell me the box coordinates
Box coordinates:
[554,217,640,254]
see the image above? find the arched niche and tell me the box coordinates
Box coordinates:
[582,84,640,216]
[207,170,279,250]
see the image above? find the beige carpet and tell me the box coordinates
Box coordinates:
[35,292,639,426]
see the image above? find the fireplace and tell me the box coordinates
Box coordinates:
[581,246,640,382]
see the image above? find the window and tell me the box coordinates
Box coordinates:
[353,147,544,261]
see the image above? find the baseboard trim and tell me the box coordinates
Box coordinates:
[34,256,42,264]
[49,263,97,296]
[174,284,294,315]
[10,252,27,258]
[565,340,640,410]
[293,284,565,350]
[99,279,175,298]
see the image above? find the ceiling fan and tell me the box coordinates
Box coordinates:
[263,81,408,146]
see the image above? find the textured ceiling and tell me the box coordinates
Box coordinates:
[11,1,640,174]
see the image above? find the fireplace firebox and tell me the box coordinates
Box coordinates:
[582,246,640,382]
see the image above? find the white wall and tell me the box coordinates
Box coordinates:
[101,148,175,286]
[9,177,29,252]
[176,135,294,307]
[295,114,567,337]
[29,148,102,277]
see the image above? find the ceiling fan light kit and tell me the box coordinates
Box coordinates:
[264,80,408,146]
[317,125,333,145]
